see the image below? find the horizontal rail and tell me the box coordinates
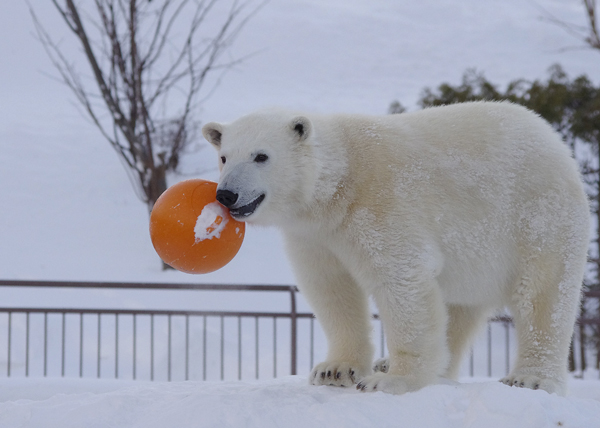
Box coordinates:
[0,280,298,292]
[585,290,600,298]
[578,317,600,325]
[0,309,562,323]
[0,307,315,318]
[1,279,596,298]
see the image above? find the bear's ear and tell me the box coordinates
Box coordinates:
[289,116,311,141]
[202,122,224,149]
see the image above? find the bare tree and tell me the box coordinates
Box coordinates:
[582,0,600,49]
[31,0,262,212]
[541,0,600,52]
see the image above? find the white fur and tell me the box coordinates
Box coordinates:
[203,102,589,396]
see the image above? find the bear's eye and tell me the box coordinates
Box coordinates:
[254,153,269,163]
[220,156,226,164]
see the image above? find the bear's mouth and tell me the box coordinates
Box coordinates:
[229,194,265,219]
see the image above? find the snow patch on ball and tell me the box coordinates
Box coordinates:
[194,202,229,242]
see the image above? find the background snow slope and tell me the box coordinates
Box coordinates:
[1,0,600,426]
[0,0,596,289]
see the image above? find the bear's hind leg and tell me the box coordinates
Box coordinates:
[502,257,584,396]
[444,304,489,380]
[372,304,488,380]
[358,276,449,394]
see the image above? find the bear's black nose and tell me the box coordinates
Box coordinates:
[216,189,238,208]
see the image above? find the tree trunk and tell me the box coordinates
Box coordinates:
[147,165,173,271]
[580,312,587,374]
[147,163,168,213]
[568,337,576,372]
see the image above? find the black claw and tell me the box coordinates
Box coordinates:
[320,372,325,380]
[519,382,524,387]
[534,384,540,390]
[336,371,341,379]
[327,370,331,378]
[356,382,363,390]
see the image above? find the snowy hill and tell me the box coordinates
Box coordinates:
[1,0,600,426]
[0,0,596,287]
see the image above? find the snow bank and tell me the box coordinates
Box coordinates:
[0,377,599,428]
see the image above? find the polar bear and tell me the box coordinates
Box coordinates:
[202,102,589,396]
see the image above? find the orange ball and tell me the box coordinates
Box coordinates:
[149,179,245,274]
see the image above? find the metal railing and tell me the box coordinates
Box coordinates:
[0,280,309,381]
[0,280,598,381]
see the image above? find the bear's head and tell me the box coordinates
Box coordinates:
[202,111,317,226]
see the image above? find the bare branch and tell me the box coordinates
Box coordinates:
[143,0,194,68]
[538,0,600,52]
[584,0,600,49]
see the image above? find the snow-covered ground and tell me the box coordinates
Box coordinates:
[1,0,600,426]
[1,377,600,428]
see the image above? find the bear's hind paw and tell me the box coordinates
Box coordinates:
[373,357,389,373]
[356,372,412,395]
[499,373,565,395]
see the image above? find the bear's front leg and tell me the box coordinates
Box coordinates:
[284,238,374,387]
[358,275,448,394]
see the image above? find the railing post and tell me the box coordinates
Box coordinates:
[580,321,586,375]
[7,312,11,377]
[290,286,297,376]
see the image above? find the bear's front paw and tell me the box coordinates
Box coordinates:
[372,357,389,373]
[356,372,412,395]
[309,361,368,387]
[499,373,565,395]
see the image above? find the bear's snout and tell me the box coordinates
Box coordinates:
[216,189,239,208]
